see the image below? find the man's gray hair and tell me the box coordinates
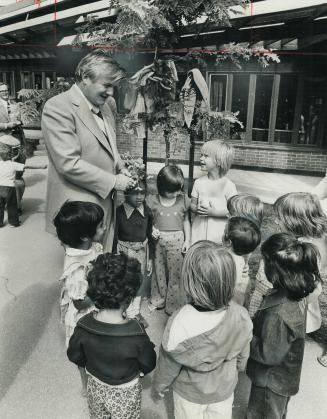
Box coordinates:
[75,49,126,83]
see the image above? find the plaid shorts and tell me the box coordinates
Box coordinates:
[87,374,142,419]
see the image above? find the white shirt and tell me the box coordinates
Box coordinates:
[0,160,24,186]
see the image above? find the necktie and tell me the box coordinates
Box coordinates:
[92,108,104,120]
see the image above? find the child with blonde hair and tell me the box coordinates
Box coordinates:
[227,193,264,227]
[191,140,237,244]
[247,233,320,419]
[249,192,325,334]
[154,241,252,419]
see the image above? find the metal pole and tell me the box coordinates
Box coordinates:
[188,130,195,197]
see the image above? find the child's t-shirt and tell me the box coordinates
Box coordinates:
[147,193,190,231]
[0,161,24,187]
[191,175,237,243]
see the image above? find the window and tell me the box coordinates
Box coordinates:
[274,75,298,144]
[252,75,273,142]
[209,74,227,111]
[298,77,325,146]
[231,74,250,140]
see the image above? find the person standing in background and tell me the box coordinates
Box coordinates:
[0,82,26,214]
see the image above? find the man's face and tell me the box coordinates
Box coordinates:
[81,66,118,107]
[0,84,9,101]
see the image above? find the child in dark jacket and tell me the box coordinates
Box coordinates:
[67,252,156,419]
[247,233,321,419]
[113,181,155,319]
[154,241,252,419]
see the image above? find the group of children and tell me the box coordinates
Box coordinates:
[53,139,326,419]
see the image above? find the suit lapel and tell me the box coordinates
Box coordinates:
[68,85,114,157]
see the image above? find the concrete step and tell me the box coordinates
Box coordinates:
[33,149,47,156]
[36,144,46,151]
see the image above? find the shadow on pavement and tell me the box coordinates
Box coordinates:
[25,173,46,188]
[0,282,57,401]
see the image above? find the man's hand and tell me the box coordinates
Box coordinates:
[120,167,132,178]
[115,173,136,191]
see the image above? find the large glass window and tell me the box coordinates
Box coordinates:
[274,75,298,144]
[231,74,250,140]
[298,77,325,146]
[210,74,227,111]
[252,75,273,142]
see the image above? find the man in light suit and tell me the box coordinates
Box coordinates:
[41,50,134,251]
[0,82,26,213]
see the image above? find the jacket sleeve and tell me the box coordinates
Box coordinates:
[250,312,295,366]
[67,327,86,368]
[153,346,182,394]
[41,97,116,200]
[137,336,157,375]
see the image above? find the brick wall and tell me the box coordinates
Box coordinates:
[116,122,327,175]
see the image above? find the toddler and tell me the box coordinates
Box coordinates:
[113,180,155,318]
[53,201,105,392]
[223,216,261,306]
[67,252,156,419]
[247,233,320,419]
[0,134,24,227]
[154,241,252,419]
[147,165,191,315]
[191,140,237,244]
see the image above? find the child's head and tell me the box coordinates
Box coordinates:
[200,140,234,176]
[261,233,320,301]
[0,135,20,161]
[87,252,141,310]
[223,216,261,256]
[157,165,184,198]
[227,194,264,227]
[124,181,146,208]
[53,201,105,248]
[182,240,236,310]
[274,192,327,238]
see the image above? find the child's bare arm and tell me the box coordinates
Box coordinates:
[182,213,191,253]
[190,197,198,213]
[197,200,228,217]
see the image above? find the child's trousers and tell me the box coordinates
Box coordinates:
[0,186,19,226]
[87,374,142,419]
[173,391,234,419]
[152,230,185,315]
[247,385,290,419]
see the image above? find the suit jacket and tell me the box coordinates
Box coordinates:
[41,84,123,251]
[0,99,26,165]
